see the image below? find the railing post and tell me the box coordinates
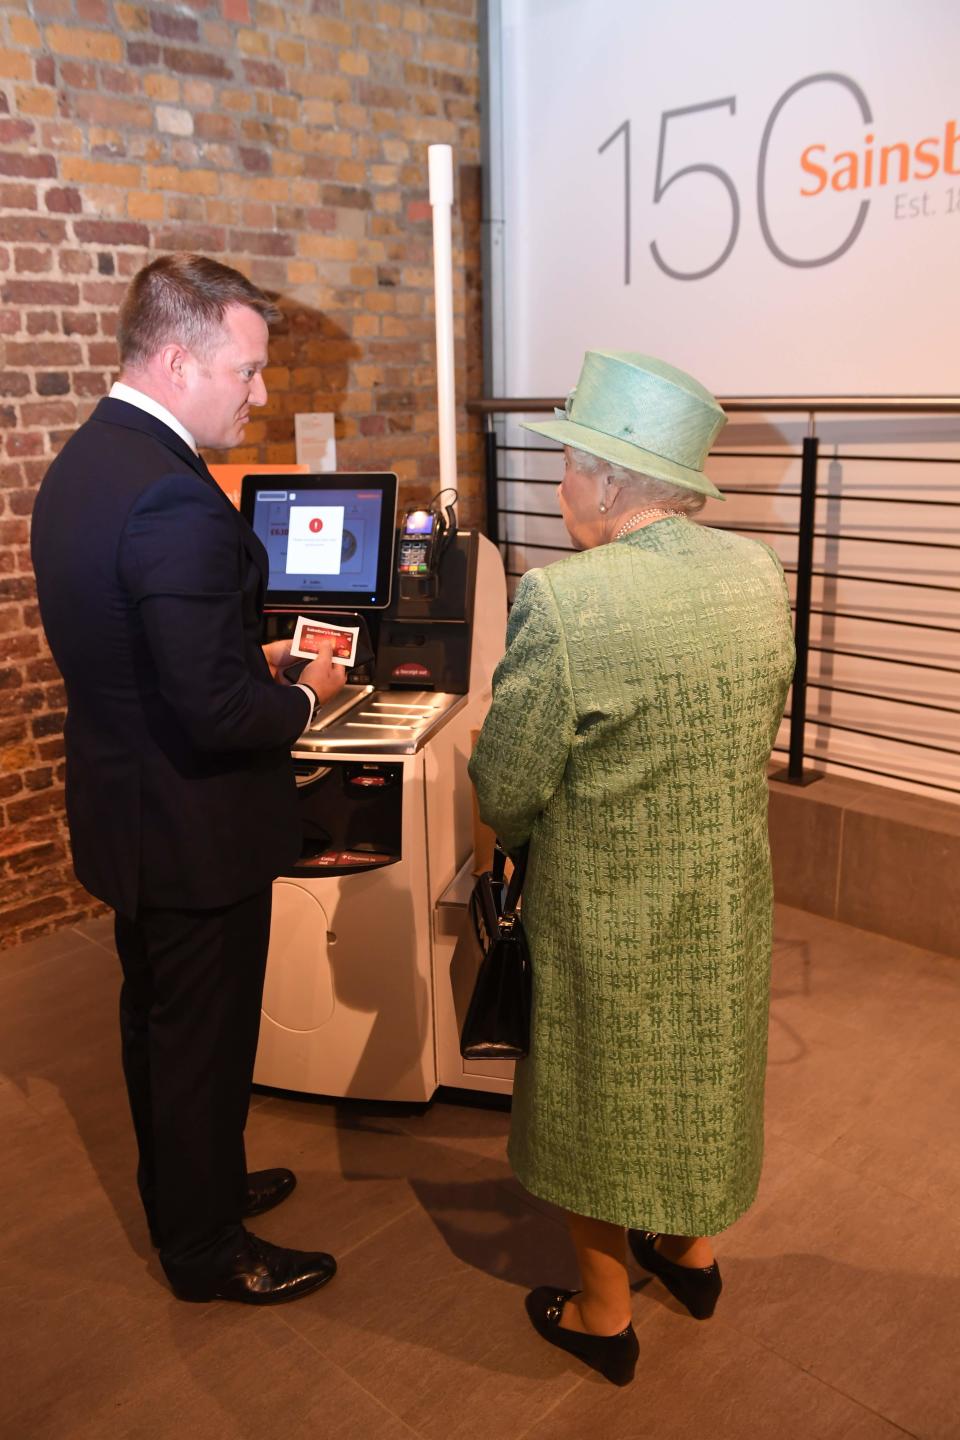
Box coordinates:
[483,413,500,544]
[778,426,821,784]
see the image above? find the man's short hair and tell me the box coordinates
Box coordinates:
[117,253,281,368]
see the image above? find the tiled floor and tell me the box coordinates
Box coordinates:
[1,904,958,1439]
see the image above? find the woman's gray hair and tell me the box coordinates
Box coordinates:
[567,447,707,515]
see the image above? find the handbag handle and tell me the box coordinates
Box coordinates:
[493,841,526,926]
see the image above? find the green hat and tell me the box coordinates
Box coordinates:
[522,350,726,500]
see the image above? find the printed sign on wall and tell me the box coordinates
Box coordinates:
[496,0,960,395]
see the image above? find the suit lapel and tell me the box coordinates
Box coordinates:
[91,397,270,603]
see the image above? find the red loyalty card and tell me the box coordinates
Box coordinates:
[290,615,359,667]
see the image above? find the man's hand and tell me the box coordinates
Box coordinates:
[262,638,294,682]
[262,637,345,706]
[300,642,347,705]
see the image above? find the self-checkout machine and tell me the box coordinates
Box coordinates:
[244,146,512,1104]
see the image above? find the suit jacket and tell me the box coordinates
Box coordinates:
[31,396,310,916]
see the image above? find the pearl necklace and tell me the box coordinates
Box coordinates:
[613,507,683,540]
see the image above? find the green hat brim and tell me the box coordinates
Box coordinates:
[521,417,724,501]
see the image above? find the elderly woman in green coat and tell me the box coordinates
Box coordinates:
[469,352,795,1386]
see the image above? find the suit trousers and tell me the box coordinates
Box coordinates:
[114,887,272,1281]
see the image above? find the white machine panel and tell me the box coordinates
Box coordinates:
[254,532,511,1102]
[255,753,436,1102]
[262,883,335,1030]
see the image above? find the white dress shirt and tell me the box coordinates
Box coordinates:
[109,380,198,453]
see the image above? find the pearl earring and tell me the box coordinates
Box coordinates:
[599,503,607,513]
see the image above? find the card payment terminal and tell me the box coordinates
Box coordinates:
[397,508,439,576]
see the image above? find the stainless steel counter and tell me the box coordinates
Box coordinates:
[293,686,467,756]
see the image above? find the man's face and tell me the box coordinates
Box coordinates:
[181,303,269,450]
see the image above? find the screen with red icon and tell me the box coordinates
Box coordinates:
[242,472,398,610]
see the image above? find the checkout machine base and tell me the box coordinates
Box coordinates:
[253,531,514,1104]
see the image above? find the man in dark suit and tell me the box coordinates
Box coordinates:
[31,254,345,1304]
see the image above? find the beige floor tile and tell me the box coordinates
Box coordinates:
[278,1185,587,1440]
[2,903,958,1438]
[242,1098,514,1262]
[772,905,960,1051]
[5,1054,143,1241]
[0,923,93,979]
[70,913,118,952]
[521,1310,908,1440]
[16,1052,133,1151]
[0,938,117,1077]
[0,1070,136,1245]
[719,1154,960,1440]
[0,931,140,1213]
[61,1310,423,1440]
[763,1011,898,1159]
[0,1269,210,1436]
[0,1171,157,1307]
[816,1027,960,1220]
[392,1091,512,1163]
[764,916,960,1164]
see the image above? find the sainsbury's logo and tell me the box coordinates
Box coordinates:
[801,121,960,195]
[594,70,955,280]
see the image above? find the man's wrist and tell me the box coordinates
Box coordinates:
[294,681,317,729]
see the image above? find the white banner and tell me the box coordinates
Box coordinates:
[496,0,960,395]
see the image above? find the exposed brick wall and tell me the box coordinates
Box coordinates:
[0,0,484,948]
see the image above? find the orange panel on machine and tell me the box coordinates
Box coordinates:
[207,463,308,510]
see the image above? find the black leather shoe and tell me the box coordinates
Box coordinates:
[170,1230,336,1305]
[628,1230,722,1319]
[525,1287,639,1386]
[242,1167,297,1218]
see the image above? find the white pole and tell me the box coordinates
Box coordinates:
[428,144,458,508]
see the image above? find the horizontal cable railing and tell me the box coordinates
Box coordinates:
[467,396,960,799]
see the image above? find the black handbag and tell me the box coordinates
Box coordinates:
[458,844,531,1061]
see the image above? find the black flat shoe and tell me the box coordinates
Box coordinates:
[525,1287,639,1387]
[169,1230,336,1305]
[628,1230,722,1319]
[243,1167,297,1218]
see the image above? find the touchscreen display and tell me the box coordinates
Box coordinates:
[242,473,398,609]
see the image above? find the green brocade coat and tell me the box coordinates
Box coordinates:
[469,519,795,1234]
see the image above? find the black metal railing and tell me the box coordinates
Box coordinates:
[467,397,960,798]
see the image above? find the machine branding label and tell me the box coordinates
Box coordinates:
[300,851,394,869]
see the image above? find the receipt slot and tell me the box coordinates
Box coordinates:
[241,473,509,1102]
